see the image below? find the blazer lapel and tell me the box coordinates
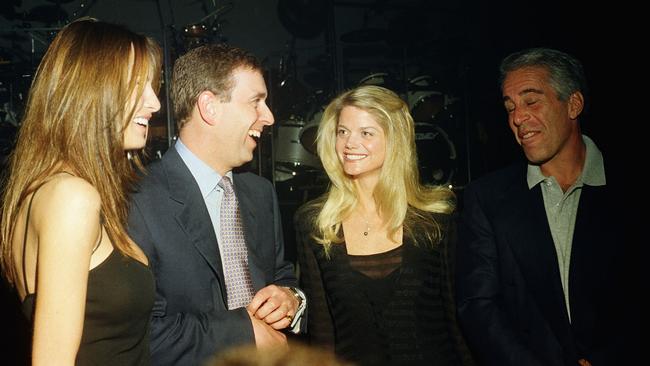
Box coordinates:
[163,148,226,298]
[503,175,575,348]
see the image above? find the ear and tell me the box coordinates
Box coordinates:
[197,91,219,126]
[567,91,584,120]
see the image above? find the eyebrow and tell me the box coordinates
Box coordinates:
[503,87,544,102]
[337,124,379,131]
[250,91,267,100]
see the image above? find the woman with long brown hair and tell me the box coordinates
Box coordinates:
[0,18,161,365]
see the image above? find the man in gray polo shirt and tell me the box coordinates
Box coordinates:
[456,48,628,366]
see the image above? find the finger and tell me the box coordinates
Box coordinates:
[255,298,284,320]
[262,305,292,324]
[247,286,274,314]
[268,313,293,330]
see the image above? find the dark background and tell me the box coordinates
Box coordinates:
[0,0,629,363]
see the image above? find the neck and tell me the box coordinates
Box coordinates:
[355,193,378,238]
[540,133,585,190]
[179,125,230,175]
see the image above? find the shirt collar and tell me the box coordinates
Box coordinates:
[175,138,232,198]
[526,134,606,189]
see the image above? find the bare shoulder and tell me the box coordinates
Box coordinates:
[32,175,101,221]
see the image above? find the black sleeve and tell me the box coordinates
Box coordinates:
[294,206,335,349]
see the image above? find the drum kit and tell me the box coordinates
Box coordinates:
[273,94,324,186]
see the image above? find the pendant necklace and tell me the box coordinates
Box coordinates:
[361,213,370,237]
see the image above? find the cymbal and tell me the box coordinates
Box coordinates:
[340,28,387,43]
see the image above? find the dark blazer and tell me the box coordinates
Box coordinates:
[456,162,628,366]
[128,147,297,366]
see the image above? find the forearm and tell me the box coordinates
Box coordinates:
[149,307,254,365]
[294,218,334,347]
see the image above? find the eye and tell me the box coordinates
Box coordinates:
[337,128,347,136]
[362,130,374,137]
[525,99,538,106]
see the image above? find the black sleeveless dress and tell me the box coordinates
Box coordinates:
[20,186,154,365]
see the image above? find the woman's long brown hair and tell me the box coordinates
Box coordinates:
[0,18,161,285]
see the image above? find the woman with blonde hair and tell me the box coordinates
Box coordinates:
[0,18,161,365]
[295,85,472,365]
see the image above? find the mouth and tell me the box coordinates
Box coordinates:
[248,129,261,142]
[519,131,537,140]
[344,153,367,161]
[133,117,150,127]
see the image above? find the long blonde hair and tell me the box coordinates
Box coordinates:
[312,85,455,254]
[0,18,161,285]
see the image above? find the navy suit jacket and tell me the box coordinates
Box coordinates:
[128,147,297,366]
[456,162,629,365]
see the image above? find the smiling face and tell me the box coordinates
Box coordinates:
[122,78,161,150]
[213,67,274,173]
[502,66,579,165]
[122,45,161,151]
[335,106,386,182]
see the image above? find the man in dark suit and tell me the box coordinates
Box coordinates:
[128,44,306,366]
[456,48,628,365]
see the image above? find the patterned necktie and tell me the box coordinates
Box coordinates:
[219,176,254,309]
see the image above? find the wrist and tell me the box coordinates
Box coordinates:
[287,286,303,307]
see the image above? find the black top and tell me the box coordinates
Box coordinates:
[296,206,474,366]
[21,187,154,366]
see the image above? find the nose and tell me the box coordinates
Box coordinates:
[511,107,528,127]
[145,84,161,113]
[344,132,360,149]
[259,101,274,126]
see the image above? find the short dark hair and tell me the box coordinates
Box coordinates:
[499,47,588,108]
[171,43,262,129]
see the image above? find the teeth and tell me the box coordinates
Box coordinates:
[248,130,261,138]
[346,154,366,160]
[522,131,535,139]
[134,117,149,127]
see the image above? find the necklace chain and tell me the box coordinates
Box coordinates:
[361,214,370,237]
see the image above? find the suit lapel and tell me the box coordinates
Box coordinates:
[503,174,575,347]
[162,148,227,299]
[568,184,612,337]
[233,174,266,291]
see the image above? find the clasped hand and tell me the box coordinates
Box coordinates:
[247,285,299,329]
[245,285,298,348]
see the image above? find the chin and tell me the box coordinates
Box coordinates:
[123,143,146,151]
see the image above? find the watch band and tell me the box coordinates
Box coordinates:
[288,286,303,306]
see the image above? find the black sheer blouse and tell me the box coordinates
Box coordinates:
[295,207,474,366]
